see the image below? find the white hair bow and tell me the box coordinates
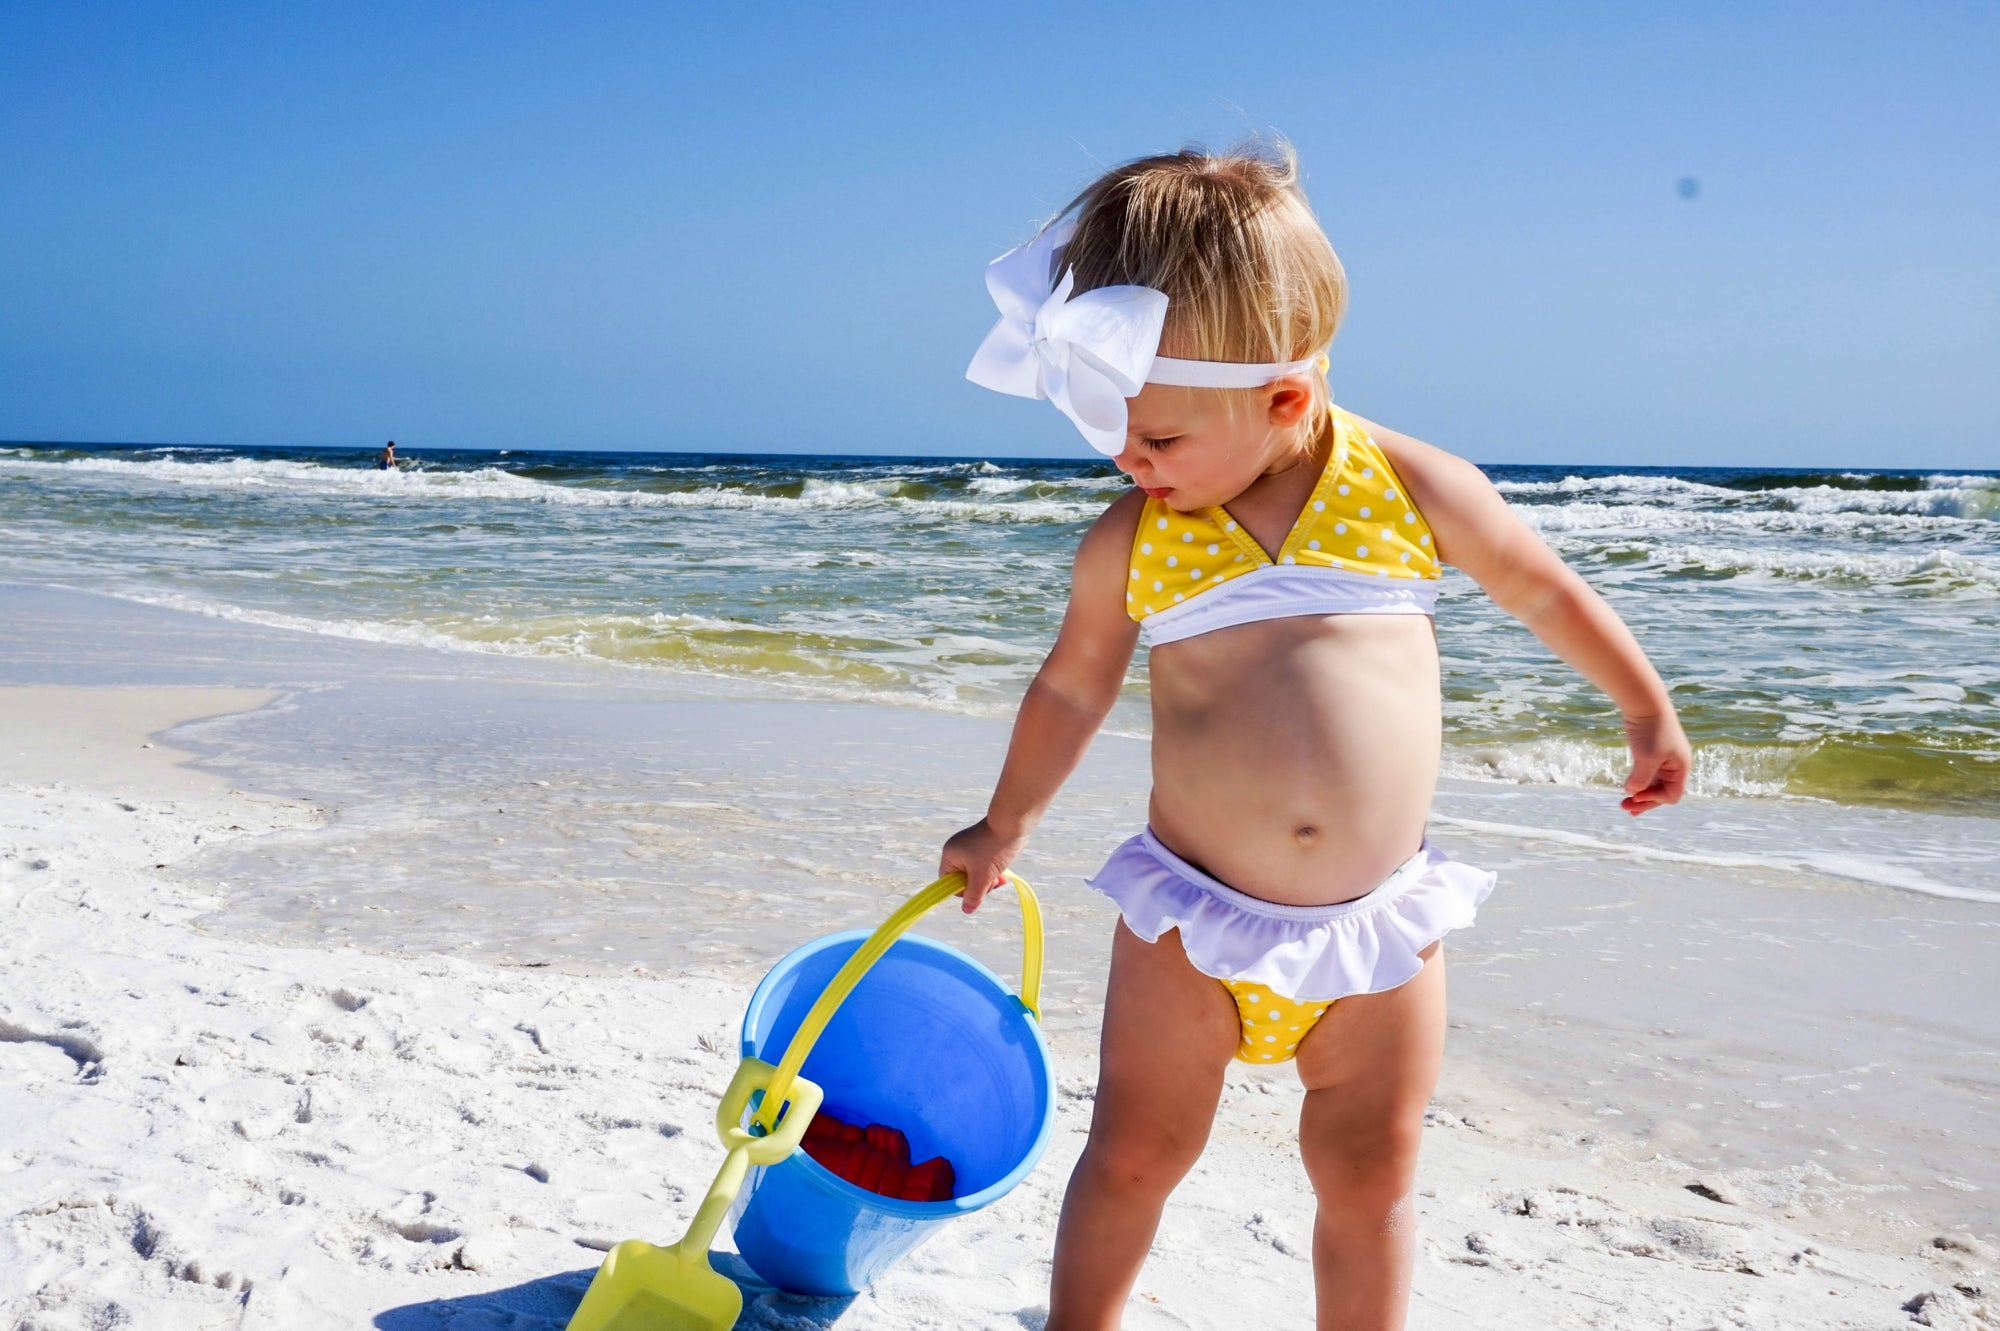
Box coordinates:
[965,219,1327,455]
[963,221,1164,454]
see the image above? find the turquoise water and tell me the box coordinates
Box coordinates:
[3,442,1997,812]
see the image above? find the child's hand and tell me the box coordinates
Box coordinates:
[938,817,1027,914]
[1621,709,1693,815]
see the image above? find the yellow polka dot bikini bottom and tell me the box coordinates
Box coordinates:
[1085,828,1497,1065]
[1223,982,1329,1062]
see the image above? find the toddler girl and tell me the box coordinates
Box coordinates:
[942,144,1690,1331]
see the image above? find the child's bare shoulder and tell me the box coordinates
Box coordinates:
[1351,414,1472,474]
[1349,412,1548,578]
[1078,487,1145,558]
[1068,487,1145,601]
[1349,413,1500,513]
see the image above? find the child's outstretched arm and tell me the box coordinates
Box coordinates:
[1364,418,1694,816]
[941,492,1143,910]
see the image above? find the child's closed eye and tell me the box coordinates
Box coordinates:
[1140,436,1181,451]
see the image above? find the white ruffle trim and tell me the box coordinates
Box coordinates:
[1088,830,1496,1003]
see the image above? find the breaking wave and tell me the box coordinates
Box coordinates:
[0,452,1111,524]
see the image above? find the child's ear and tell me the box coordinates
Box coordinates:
[1264,374,1317,429]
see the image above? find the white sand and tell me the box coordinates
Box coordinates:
[2,688,1993,1330]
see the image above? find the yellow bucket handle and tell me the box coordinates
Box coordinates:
[754,870,1042,1133]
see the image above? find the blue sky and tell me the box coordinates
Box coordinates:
[2,3,1995,466]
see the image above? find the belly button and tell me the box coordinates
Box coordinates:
[1294,825,1319,845]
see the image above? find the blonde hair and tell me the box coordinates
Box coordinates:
[1057,141,1346,446]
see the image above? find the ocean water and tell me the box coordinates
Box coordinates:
[6,442,1996,818]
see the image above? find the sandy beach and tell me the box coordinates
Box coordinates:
[2,585,1994,1330]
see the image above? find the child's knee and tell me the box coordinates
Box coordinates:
[1300,1111,1424,1209]
[1076,1124,1208,1199]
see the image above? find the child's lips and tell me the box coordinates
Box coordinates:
[1141,486,1173,499]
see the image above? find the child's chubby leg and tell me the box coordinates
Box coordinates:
[1048,919,1239,1331]
[1294,940,1447,1331]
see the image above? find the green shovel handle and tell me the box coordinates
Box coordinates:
[754,870,1042,1133]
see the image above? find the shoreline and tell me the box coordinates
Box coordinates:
[31,573,2000,823]
[10,441,2000,819]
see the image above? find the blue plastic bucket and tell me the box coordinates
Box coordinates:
[729,928,1055,1296]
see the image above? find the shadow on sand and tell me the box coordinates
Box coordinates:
[371,1253,856,1329]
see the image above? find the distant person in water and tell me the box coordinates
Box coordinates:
[378,441,396,471]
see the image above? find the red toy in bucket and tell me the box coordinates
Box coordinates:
[801,1112,957,1203]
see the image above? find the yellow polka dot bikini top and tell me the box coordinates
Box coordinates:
[1128,407,1441,646]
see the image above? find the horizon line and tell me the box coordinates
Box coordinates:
[4,437,1995,478]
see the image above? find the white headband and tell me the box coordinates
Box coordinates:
[964,219,1326,454]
